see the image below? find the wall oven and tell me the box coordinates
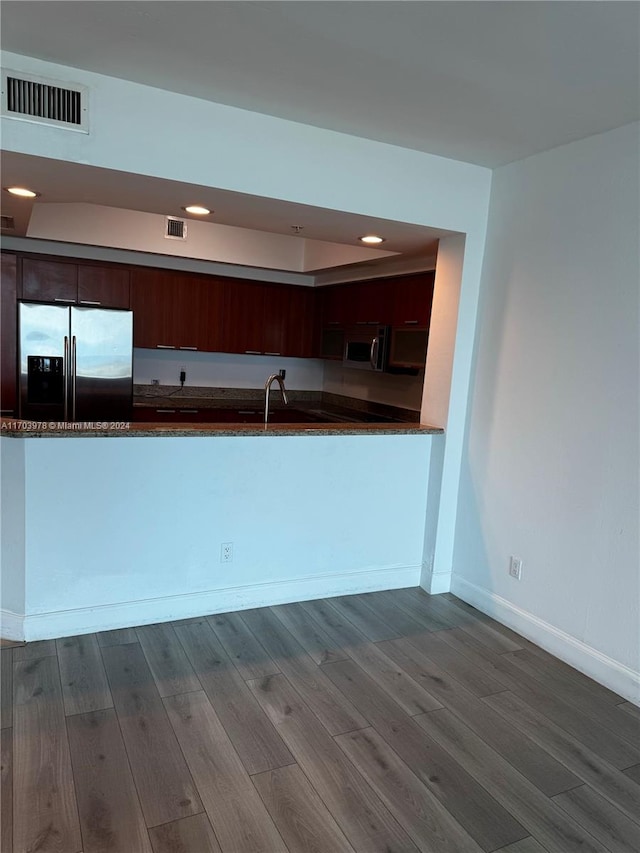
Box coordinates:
[343,326,390,372]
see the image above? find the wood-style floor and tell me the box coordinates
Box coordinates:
[1,589,639,853]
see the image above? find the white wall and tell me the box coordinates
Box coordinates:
[452,123,640,702]
[134,348,325,391]
[13,433,431,639]
[0,436,25,638]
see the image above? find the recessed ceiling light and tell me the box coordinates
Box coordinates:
[359,234,385,244]
[182,205,211,216]
[5,186,39,198]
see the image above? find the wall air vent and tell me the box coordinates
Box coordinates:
[165,216,187,240]
[1,69,88,133]
[0,216,15,230]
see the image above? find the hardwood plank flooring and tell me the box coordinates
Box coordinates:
[1,726,12,853]
[4,590,639,853]
[56,633,113,716]
[252,763,356,853]
[173,617,294,774]
[322,657,528,851]
[148,814,222,853]
[552,784,640,853]
[1,648,12,729]
[101,642,203,827]
[135,622,202,698]
[207,611,281,680]
[96,627,139,647]
[623,763,640,784]
[241,606,368,735]
[67,708,152,853]
[335,725,484,852]
[164,690,287,853]
[248,672,418,852]
[13,654,82,853]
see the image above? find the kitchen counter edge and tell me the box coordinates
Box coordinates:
[1,419,443,438]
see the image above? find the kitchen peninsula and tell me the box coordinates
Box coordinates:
[1,410,441,642]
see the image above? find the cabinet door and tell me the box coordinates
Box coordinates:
[0,253,17,414]
[131,268,179,349]
[78,266,130,309]
[22,258,78,303]
[318,284,358,327]
[392,272,435,326]
[176,274,224,352]
[221,279,266,355]
[262,284,287,356]
[354,279,394,325]
[282,286,315,358]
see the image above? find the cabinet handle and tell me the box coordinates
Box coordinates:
[54,297,74,303]
[179,346,198,350]
[79,300,101,305]
[327,321,340,326]
[179,409,198,413]
[404,320,419,325]
[238,410,258,415]
[356,321,367,325]
[0,409,14,415]
[156,408,176,413]
[244,350,261,355]
[264,352,281,356]
[156,344,176,349]
[367,320,380,325]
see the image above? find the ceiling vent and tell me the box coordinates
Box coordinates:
[0,216,15,230]
[165,216,187,240]
[1,69,89,133]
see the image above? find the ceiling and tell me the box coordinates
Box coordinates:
[1,1,638,275]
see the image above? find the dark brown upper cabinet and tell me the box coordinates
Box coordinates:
[1,253,18,414]
[21,257,132,309]
[77,265,130,308]
[22,258,78,303]
[391,271,435,327]
[222,279,314,358]
[131,267,223,352]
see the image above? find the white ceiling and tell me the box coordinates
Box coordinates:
[1,1,638,275]
[3,1,637,168]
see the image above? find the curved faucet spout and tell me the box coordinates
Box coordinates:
[264,372,289,424]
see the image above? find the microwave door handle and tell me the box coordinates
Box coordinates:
[370,336,379,369]
[63,336,69,422]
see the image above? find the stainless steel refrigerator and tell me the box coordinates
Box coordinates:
[19,302,133,422]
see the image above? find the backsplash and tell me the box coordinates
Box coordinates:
[322,361,424,411]
[134,348,424,411]
[134,348,325,390]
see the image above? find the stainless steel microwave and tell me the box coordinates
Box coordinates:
[343,326,390,371]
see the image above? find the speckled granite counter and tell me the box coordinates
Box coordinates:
[1,418,441,438]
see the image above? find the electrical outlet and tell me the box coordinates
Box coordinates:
[509,556,523,580]
[179,368,186,384]
[221,542,233,563]
[151,379,159,385]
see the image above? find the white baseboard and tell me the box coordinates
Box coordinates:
[1,609,24,641]
[420,566,452,595]
[451,575,640,706]
[23,564,421,641]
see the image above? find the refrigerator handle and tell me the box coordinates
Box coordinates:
[71,335,77,422]
[63,336,69,422]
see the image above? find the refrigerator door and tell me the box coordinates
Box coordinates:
[19,302,70,421]
[70,307,133,421]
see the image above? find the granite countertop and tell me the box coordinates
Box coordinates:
[0,419,441,438]
[1,385,443,437]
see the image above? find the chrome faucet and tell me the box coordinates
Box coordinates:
[264,370,289,424]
